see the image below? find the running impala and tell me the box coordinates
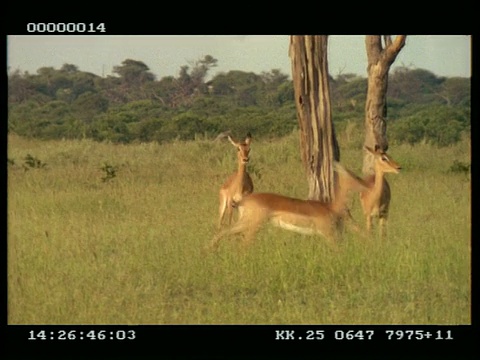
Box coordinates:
[360,145,401,238]
[210,162,369,250]
[217,133,254,228]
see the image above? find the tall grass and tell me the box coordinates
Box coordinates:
[7,131,470,324]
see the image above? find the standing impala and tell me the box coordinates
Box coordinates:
[218,133,254,228]
[360,145,401,238]
[210,162,369,250]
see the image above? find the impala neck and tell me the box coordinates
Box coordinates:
[237,160,247,174]
[330,168,367,215]
[330,180,349,215]
[233,161,247,188]
[372,164,385,200]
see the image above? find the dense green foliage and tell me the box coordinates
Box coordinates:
[8,57,470,146]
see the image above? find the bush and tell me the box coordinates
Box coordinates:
[389,105,469,147]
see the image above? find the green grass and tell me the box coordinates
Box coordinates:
[7,131,470,324]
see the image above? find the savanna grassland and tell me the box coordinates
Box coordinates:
[7,129,471,325]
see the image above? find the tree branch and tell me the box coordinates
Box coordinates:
[384,35,407,66]
[365,36,383,67]
[383,35,392,47]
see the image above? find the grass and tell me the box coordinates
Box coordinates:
[7,131,471,324]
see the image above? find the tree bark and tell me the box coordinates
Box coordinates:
[289,35,340,202]
[363,35,406,175]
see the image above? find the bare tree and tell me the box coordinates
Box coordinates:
[289,35,340,201]
[363,35,407,175]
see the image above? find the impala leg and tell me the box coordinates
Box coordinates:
[366,215,372,234]
[218,206,225,229]
[240,218,263,248]
[226,201,234,225]
[342,209,363,235]
[218,190,230,228]
[379,217,387,239]
[210,215,251,251]
[343,216,368,240]
[210,227,231,251]
[209,232,223,251]
[324,225,341,252]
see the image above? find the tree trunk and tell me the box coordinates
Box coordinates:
[363,35,406,175]
[289,35,340,202]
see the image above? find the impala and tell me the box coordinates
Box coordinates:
[218,132,254,228]
[210,162,369,250]
[360,145,401,238]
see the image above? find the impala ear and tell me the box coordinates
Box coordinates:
[374,144,382,152]
[227,135,238,147]
[364,146,375,154]
[245,132,252,144]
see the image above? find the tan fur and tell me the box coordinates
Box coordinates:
[211,163,368,250]
[360,146,401,238]
[218,133,254,228]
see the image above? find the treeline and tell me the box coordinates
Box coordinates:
[8,56,470,146]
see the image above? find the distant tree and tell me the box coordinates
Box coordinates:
[189,55,218,92]
[235,85,260,107]
[95,75,127,105]
[436,77,470,107]
[210,70,264,107]
[388,67,443,104]
[33,66,73,98]
[208,74,235,96]
[113,59,156,85]
[70,72,99,100]
[72,92,109,123]
[261,69,290,107]
[331,74,367,112]
[169,55,218,107]
[60,63,79,74]
[146,76,176,106]
[261,69,289,87]
[8,70,36,103]
[273,81,294,106]
[109,59,155,102]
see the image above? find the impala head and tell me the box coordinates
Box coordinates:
[365,145,401,174]
[228,132,252,164]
